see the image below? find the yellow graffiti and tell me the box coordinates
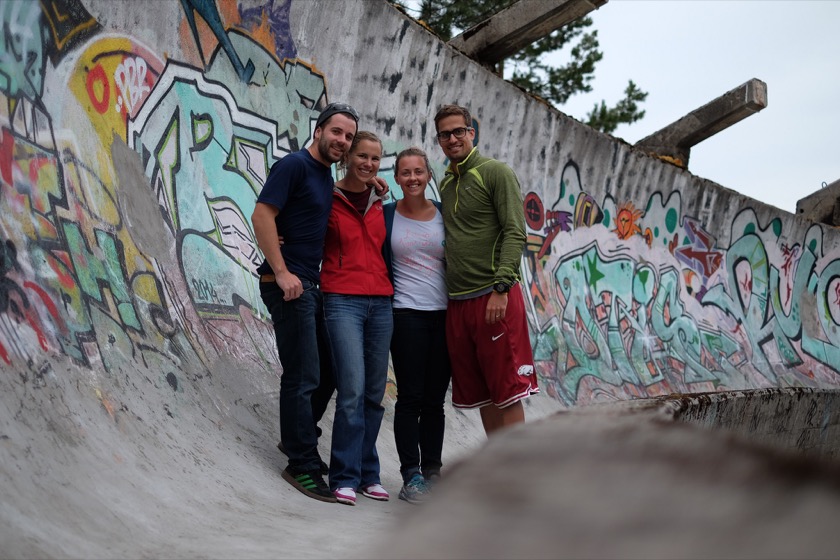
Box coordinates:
[69,37,164,145]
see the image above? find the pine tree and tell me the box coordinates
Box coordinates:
[397,0,647,134]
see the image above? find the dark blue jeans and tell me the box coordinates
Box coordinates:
[390,308,451,483]
[323,294,393,490]
[260,279,335,473]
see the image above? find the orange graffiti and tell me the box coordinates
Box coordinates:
[613,202,643,240]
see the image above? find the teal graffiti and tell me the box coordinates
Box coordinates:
[703,234,777,382]
[652,268,717,384]
[62,221,140,330]
[552,246,756,399]
[128,29,330,318]
[0,1,46,100]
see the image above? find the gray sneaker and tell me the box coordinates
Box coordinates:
[424,471,441,489]
[398,473,430,505]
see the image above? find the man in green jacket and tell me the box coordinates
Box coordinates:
[434,104,539,435]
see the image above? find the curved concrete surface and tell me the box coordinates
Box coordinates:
[0,352,562,558]
[370,396,840,559]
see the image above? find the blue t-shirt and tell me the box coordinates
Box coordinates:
[255,150,333,283]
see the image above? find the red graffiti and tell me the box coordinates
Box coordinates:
[26,309,49,351]
[0,128,13,185]
[25,281,66,332]
[740,273,752,294]
[536,210,571,259]
[524,192,544,230]
[48,251,77,291]
[676,246,722,278]
[668,233,678,254]
[86,63,110,114]
[686,219,712,249]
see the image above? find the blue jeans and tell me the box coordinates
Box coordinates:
[260,279,334,473]
[323,294,393,490]
[390,308,451,483]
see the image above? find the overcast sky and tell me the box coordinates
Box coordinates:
[553,0,840,213]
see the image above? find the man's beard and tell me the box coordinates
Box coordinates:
[317,135,342,164]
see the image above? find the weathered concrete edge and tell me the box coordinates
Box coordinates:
[571,387,840,461]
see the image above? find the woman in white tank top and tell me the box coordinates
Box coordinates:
[383,147,451,504]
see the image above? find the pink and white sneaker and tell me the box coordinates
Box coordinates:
[333,487,356,506]
[360,483,390,501]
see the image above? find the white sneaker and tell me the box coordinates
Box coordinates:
[361,483,390,501]
[333,487,356,506]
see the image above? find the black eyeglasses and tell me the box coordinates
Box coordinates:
[436,127,472,142]
[316,102,360,129]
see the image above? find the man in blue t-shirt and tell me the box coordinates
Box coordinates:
[252,102,359,503]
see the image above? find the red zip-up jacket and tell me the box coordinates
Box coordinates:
[320,187,394,296]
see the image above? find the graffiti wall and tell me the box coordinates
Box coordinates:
[1,0,839,417]
[523,166,840,405]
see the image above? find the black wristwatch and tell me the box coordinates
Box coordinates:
[493,282,511,294]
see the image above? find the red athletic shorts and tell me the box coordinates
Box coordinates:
[446,284,539,409]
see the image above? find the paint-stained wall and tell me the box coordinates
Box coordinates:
[2,0,839,415]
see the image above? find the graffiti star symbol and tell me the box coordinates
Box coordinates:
[585,254,604,289]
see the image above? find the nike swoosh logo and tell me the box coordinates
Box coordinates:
[491,333,504,341]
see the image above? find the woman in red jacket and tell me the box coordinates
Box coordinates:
[321,131,393,506]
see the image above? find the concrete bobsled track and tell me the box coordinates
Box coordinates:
[2,0,840,558]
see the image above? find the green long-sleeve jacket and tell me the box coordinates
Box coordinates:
[439,147,526,299]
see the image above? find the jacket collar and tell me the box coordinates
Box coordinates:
[447,147,480,176]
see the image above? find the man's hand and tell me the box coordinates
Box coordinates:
[485,292,508,325]
[371,176,390,199]
[276,270,303,301]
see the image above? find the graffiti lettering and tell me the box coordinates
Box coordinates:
[114,57,150,115]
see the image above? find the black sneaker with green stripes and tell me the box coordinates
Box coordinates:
[281,467,337,503]
[277,441,329,476]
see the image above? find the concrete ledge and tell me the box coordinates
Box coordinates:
[658,387,840,460]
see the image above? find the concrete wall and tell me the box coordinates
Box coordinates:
[3,0,839,406]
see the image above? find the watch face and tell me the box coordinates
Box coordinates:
[494,283,509,293]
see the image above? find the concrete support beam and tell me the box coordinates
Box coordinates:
[635,78,768,168]
[447,0,608,68]
[796,179,840,225]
